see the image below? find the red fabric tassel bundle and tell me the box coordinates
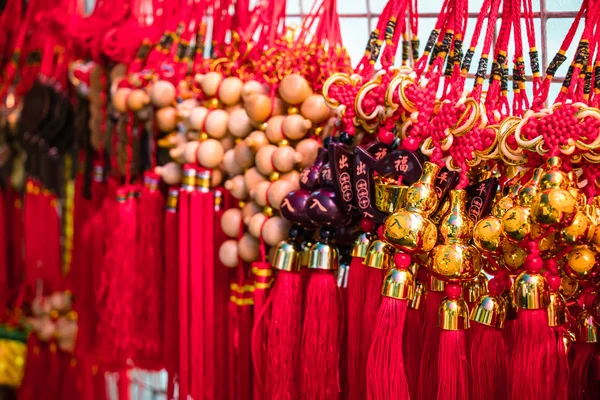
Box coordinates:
[0,188,7,307]
[361,266,385,371]
[163,186,179,399]
[469,277,508,400]
[366,253,413,400]
[251,259,273,400]
[508,250,554,400]
[418,278,446,400]
[300,270,343,400]
[134,172,165,368]
[403,269,426,399]
[568,317,598,400]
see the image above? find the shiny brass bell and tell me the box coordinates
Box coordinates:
[364,239,393,270]
[470,293,506,328]
[513,271,550,310]
[547,291,567,327]
[308,230,338,271]
[272,240,300,272]
[576,309,598,343]
[438,296,470,330]
[381,265,415,300]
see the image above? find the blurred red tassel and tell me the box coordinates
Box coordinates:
[300,270,343,400]
[403,272,425,399]
[346,255,368,400]
[360,267,384,369]
[264,269,303,399]
[6,186,24,296]
[134,172,165,367]
[251,259,272,400]
[366,297,409,400]
[418,281,445,400]
[568,341,597,400]
[508,310,554,400]
[19,336,44,400]
[59,353,80,399]
[470,321,508,400]
[163,186,179,399]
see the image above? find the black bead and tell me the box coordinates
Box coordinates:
[339,132,353,145]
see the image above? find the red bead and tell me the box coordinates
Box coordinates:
[394,252,411,269]
[377,225,384,239]
[524,253,543,273]
[547,274,561,292]
[445,283,462,300]
[545,259,558,275]
[360,217,376,233]
[378,129,395,145]
[402,137,420,152]
[488,278,502,296]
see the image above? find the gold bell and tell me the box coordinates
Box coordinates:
[430,190,482,282]
[470,293,506,328]
[547,291,567,327]
[308,240,339,271]
[438,296,470,330]
[464,274,489,303]
[272,240,300,272]
[381,265,415,300]
[352,232,374,259]
[513,271,550,310]
[576,309,598,343]
[364,240,393,270]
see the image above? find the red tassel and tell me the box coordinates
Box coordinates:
[134,173,165,367]
[19,336,43,400]
[178,175,192,400]
[6,186,24,296]
[59,354,80,399]
[417,284,446,400]
[163,187,179,399]
[264,270,303,399]
[568,342,597,400]
[437,330,470,400]
[508,310,554,400]
[237,277,254,400]
[201,181,216,400]
[360,267,385,369]
[366,297,409,399]
[118,369,130,400]
[93,364,107,400]
[0,188,7,309]
[403,275,425,399]
[300,270,343,400]
[251,260,272,400]
[346,256,368,400]
[469,321,508,400]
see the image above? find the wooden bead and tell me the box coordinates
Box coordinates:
[218,76,244,105]
[225,175,248,200]
[244,167,268,193]
[255,145,277,175]
[279,74,312,105]
[242,201,262,224]
[223,149,243,175]
[252,181,270,206]
[37,317,56,341]
[245,130,269,151]
[272,146,302,172]
[150,80,177,108]
[282,114,312,140]
[242,80,268,101]
[248,213,268,238]
[200,71,223,97]
[220,135,235,152]
[280,170,300,184]
[126,89,150,112]
[265,115,285,143]
[300,94,331,124]
[183,141,199,164]
[204,109,229,139]
[112,87,131,113]
[189,107,209,131]
[169,140,187,163]
[197,139,224,169]
[262,216,291,246]
[296,138,320,168]
[233,141,255,169]
[156,107,178,132]
[178,99,199,128]
[219,240,239,268]
[267,179,297,210]
[49,292,71,311]
[221,208,242,238]
[211,168,224,186]
[228,108,253,138]
[238,233,260,262]
[155,162,182,185]
[245,94,272,123]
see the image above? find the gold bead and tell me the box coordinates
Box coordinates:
[263,206,273,217]
[278,139,290,147]
[287,106,299,114]
[199,132,209,141]
[269,172,280,181]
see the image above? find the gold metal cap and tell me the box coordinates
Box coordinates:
[502,289,518,321]
[364,240,392,270]
[375,182,408,213]
[430,275,446,292]
[308,242,339,271]
[351,233,373,258]
[464,274,489,303]
[576,309,599,343]
[470,294,506,328]
[382,267,415,300]
[513,271,550,310]
[299,240,313,269]
[272,241,300,272]
[410,280,426,310]
[547,292,567,327]
[438,296,470,330]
